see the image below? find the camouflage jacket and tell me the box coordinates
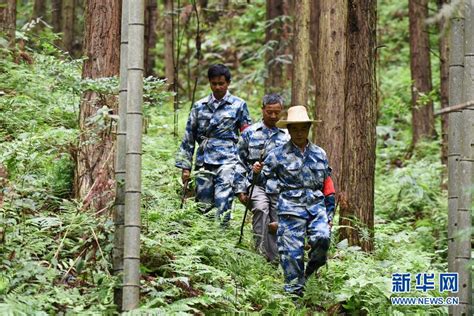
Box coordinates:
[261,140,332,218]
[235,120,289,193]
[175,92,251,170]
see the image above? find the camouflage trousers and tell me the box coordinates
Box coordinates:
[195,163,236,224]
[249,186,278,262]
[277,211,331,295]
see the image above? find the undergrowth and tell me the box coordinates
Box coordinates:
[0,2,453,315]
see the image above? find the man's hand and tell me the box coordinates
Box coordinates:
[328,220,333,230]
[182,169,191,184]
[238,193,249,205]
[252,161,264,174]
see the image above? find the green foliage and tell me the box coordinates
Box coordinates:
[0,1,454,314]
[0,198,117,314]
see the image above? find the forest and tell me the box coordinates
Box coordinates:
[0,0,473,315]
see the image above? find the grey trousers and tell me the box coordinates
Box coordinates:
[250,185,278,262]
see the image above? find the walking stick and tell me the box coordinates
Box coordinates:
[238,151,265,244]
[180,179,189,209]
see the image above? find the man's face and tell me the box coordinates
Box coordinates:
[262,103,283,128]
[209,75,229,100]
[287,123,311,148]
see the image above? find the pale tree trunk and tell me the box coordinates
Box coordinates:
[290,0,310,106]
[51,0,62,33]
[144,0,158,76]
[456,0,473,313]
[0,0,16,48]
[339,0,377,252]
[114,0,129,310]
[285,0,294,87]
[313,0,346,192]
[32,0,46,20]
[409,0,435,147]
[438,0,449,166]
[164,0,175,91]
[264,0,286,93]
[447,9,463,316]
[74,0,121,212]
[309,0,319,97]
[123,0,144,310]
[62,0,75,53]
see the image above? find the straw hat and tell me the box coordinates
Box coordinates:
[276,105,319,128]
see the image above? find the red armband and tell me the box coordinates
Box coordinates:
[240,123,250,132]
[323,176,335,196]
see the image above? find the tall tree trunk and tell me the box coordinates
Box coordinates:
[74,0,121,211]
[62,0,75,53]
[313,0,347,192]
[457,0,474,312]
[438,0,449,166]
[409,0,435,147]
[123,0,145,310]
[164,0,175,91]
[51,0,62,33]
[264,0,285,93]
[290,0,310,106]
[447,8,463,316]
[32,0,47,20]
[285,0,294,87]
[309,0,320,99]
[144,0,158,76]
[114,0,129,310]
[339,0,377,252]
[0,0,16,48]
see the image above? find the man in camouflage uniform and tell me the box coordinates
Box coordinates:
[254,105,336,296]
[235,93,289,263]
[176,64,251,224]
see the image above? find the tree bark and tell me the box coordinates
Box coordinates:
[284,0,294,87]
[447,12,463,316]
[338,0,377,252]
[32,0,47,20]
[144,0,158,76]
[0,0,16,48]
[313,0,347,192]
[62,0,75,53]
[75,0,121,212]
[264,0,286,93]
[456,0,474,312]
[164,0,175,91]
[409,0,435,147]
[123,0,145,310]
[290,0,310,106]
[265,0,283,93]
[309,0,320,97]
[51,0,62,33]
[114,0,129,310]
[438,0,449,166]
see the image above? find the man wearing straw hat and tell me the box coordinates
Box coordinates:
[253,105,336,297]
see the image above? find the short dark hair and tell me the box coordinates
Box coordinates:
[208,64,231,82]
[262,93,284,109]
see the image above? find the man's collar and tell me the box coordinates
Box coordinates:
[208,91,231,105]
[289,140,310,154]
[258,119,284,132]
